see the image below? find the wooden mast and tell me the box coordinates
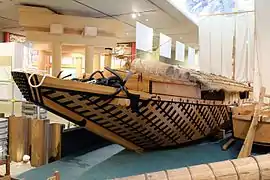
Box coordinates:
[237,4,264,158]
[232,18,236,80]
[238,86,265,158]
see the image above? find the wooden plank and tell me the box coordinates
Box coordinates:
[31,119,50,167]
[233,117,270,144]
[151,81,201,99]
[222,138,236,151]
[238,87,266,158]
[42,97,143,153]
[8,116,28,162]
[232,104,255,115]
[37,74,150,100]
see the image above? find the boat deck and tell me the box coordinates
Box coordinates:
[15,139,269,180]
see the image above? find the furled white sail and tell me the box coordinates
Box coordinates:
[199,12,254,82]
[254,0,270,96]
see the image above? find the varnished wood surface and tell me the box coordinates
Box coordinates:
[12,71,231,151]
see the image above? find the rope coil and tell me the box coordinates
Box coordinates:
[28,73,48,88]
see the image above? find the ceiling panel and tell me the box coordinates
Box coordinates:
[117,10,177,30]
[76,0,158,16]
[0,0,198,46]
[17,0,104,17]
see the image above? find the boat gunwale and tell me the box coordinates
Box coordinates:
[13,71,251,106]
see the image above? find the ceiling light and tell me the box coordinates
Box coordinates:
[137,13,141,17]
[131,13,137,19]
[145,19,149,21]
[126,32,129,35]
[179,37,183,39]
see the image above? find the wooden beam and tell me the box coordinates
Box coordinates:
[238,87,266,158]
[25,31,117,47]
[37,74,150,100]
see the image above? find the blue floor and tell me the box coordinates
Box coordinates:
[17,139,250,180]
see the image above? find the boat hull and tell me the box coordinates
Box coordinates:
[233,116,270,145]
[12,71,231,152]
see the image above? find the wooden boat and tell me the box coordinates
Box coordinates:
[232,103,270,145]
[11,59,251,152]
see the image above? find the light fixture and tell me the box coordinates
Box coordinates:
[137,13,141,17]
[131,13,137,19]
[145,19,149,21]
[126,32,129,35]
[179,37,183,39]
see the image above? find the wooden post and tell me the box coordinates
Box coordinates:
[49,123,63,161]
[47,171,60,180]
[5,155,10,177]
[54,171,60,180]
[238,87,266,158]
[31,119,50,167]
[232,22,236,80]
[8,116,28,162]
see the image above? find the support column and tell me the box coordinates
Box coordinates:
[52,42,62,77]
[94,54,101,71]
[75,57,82,77]
[85,46,94,74]
[37,50,46,71]
[104,48,112,68]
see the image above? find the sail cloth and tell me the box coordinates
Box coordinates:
[255,0,270,96]
[199,13,254,82]
[235,13,255,83]
[199,15,234,78]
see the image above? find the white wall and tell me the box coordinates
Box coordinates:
[0,42,26,115]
